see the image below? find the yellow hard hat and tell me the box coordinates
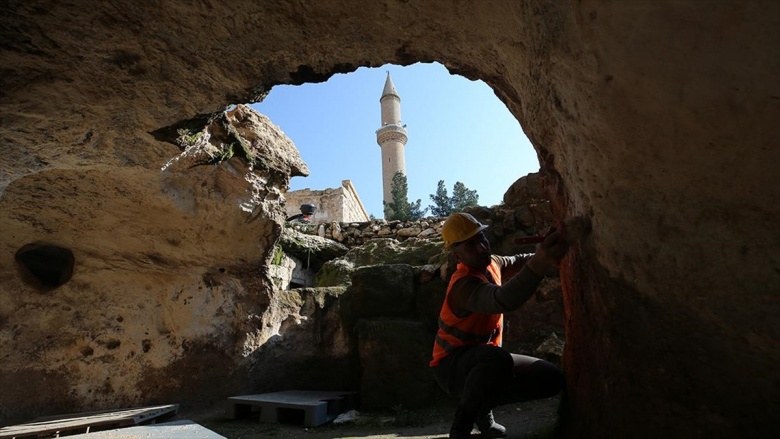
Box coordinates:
[442,212,488,249]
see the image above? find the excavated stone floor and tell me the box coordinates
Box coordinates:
[195,397,560,439]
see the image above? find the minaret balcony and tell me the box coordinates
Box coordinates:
[375,124,408,145]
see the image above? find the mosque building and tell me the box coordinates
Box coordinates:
[285,72,409,224]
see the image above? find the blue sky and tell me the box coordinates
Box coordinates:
[251,62,539,219]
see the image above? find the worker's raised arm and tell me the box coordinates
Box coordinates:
[450,224,578,315]
[449,263,545,314]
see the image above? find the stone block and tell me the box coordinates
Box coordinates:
[356,319,439,410]
[350,264,414,318]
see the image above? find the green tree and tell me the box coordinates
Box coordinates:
[428,180,479,216]
[384,171,427,220]
[429,180,453,217]
[451,181,479,212]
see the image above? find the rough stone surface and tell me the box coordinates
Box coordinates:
[343,238,444,266]
[312,234,447,289]
[278,227,349,272]
[533,332,565,366]
[1,2,778,437]
[246,286,359,395]
[0,106,299,423]
[268,252,315,290]
[414,275,448,334]
[350,265,416,319]
[356,319,442,410]
[504,173,546,206]
[288,217,446,247]
[315,258,357,288]
[157,104,309,180]
[503,278,565,360]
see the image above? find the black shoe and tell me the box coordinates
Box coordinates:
[475,410,506,438]
[449,406,477,439]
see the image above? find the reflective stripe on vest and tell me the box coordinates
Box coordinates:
[430,261,503,367]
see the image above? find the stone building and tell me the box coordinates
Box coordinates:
[284,179,370,224]
[285,73,405,223]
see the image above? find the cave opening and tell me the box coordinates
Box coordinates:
[1,2,774,436]
[250,61,540,220]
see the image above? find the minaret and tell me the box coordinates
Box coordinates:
[375,72,408,211]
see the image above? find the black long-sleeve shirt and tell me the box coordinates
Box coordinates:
[448,254,544,317]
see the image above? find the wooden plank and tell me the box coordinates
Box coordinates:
[0,404,178,439]
[229,390,355,406]
[67,420,226,439]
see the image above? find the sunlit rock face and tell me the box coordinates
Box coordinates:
[1,1,778,437]
[0,102,306,420]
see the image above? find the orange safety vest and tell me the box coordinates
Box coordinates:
[430,261,503,367]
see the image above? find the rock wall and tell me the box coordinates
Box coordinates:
[289,217,445,246]
[0,104,308,422]
[1,1,778,437]
[285,204,551,250]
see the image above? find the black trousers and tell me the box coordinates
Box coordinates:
[432,344,564,415]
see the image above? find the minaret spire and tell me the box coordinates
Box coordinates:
[376,72,408,215]
[381,71,399,100]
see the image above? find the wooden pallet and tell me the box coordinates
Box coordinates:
[0,404,178,438]
[229,390,357,427]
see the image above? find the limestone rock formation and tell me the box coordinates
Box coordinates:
[313,236,445,288]
[245,286,359,394]
[342,237,444,266]
[278,227,349,271]
[356,319,439,410]
[349,264,445,409]
[351,265,416,319]
[1,2,777,437]
[315,258,356,288]
[0,102,305,422]
[157,104,308,179]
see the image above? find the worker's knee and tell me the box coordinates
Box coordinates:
[468,346,515,385]
[480,345,514,369]
[528,359,564,398]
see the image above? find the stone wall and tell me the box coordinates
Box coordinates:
[288,217,445,247]
[340,180,371,223]
[286,193,553,252]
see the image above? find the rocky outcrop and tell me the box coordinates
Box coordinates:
[0,104,305,422]
[278,228,349,271]
[245,286,359,394]
[156,105,309,180]
[1,2,778,437]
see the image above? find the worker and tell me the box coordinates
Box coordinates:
[431,212,572,439]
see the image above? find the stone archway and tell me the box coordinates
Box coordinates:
[1,1,777,437]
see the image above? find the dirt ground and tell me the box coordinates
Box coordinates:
[188,396,561,439]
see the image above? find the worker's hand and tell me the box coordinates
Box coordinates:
[525,224,570,276]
